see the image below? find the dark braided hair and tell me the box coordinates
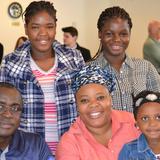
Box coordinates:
[22,1,57,25]
[97,6,132,31]
[91,6,132,60]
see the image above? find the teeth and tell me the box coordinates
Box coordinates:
[40,40,47,44]
[90,112,100,116]
[112,45,121,50]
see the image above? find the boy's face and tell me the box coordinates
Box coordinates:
[136,102,160,142]
[63,32,77,47]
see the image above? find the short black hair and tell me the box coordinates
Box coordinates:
[22,1,57,25]
[97,6,132,31]
[133,90,160,119]
[62,26,78,37]
[0,82,23,105]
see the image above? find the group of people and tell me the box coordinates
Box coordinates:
[0,1,160,160]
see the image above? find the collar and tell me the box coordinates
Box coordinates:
[70,110,133,136]
[137,134,151,152]
[0,146,8,160]
[97,53,135,70]
[4,130,23,157]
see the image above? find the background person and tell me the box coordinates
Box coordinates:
[0,82,54,160]
[0,1,85,155]
[143,20,160,74]
[90,6,160,112]
[62,26,92,62]
[56,65,140,160]
[119,90,160,160]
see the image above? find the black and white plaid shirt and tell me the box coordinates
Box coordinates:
[90,53,160,112]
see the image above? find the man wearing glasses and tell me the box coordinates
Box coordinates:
[0,82,54,160]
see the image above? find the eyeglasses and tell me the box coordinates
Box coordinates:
[0,104,22,115]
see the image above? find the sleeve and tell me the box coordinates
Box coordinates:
[118,144,130,160]
[146,61,160,91]
[0,58,11,82]
[55,134,80,160]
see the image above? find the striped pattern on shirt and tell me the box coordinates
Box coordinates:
[31,58,58,155]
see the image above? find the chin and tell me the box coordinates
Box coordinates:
[0,132,13,138]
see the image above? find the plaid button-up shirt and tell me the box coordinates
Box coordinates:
[90,53,160,112]
[0,40,85,138]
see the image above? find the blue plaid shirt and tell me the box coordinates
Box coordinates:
[0,40,85,138]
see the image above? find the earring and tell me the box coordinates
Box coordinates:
[134,123,139,130]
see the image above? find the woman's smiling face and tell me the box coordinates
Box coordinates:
[76,83,112,130]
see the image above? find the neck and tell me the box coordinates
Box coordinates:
[148,138,160,154]
[104,52,126,71]
[0,136,12,150]
[31,49,54,61]
[87,120,112,146]
[68,42,77,48]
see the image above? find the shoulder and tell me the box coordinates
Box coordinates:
[112,110,135,122]
[17,130,43,142]
[3,41,31,64]
[129,57,157,71]
[58,118,83,146]
[54,41,82,57]
[53,41,85,66]
[120,138,139,154]
[130,57,151,65]
[77,44,90,53]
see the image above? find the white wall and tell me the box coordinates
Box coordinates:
[1,0,87,55]
[1,1,160,58]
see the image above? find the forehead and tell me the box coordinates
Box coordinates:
[0,87,21,103]
[63,32,73,37]
[138,102,160,115]
[102,18,130,31]
[28,11,56,24]
[76,83,109,95]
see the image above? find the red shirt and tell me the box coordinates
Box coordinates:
[56,110,140,160]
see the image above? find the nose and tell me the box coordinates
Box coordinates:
[89,99,99,108]
[113,34,121,42]
[2,108,12,118]
[148,119,157,127]
[39,27,47,35]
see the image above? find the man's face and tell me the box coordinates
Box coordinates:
[0,87,22,138]
[63,32,77,47]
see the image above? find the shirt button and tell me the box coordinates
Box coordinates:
[122,91,125,94]
[23,120,28,124]
[120,71,123,74]
[67,80,71,85]
[123,106,126,109]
